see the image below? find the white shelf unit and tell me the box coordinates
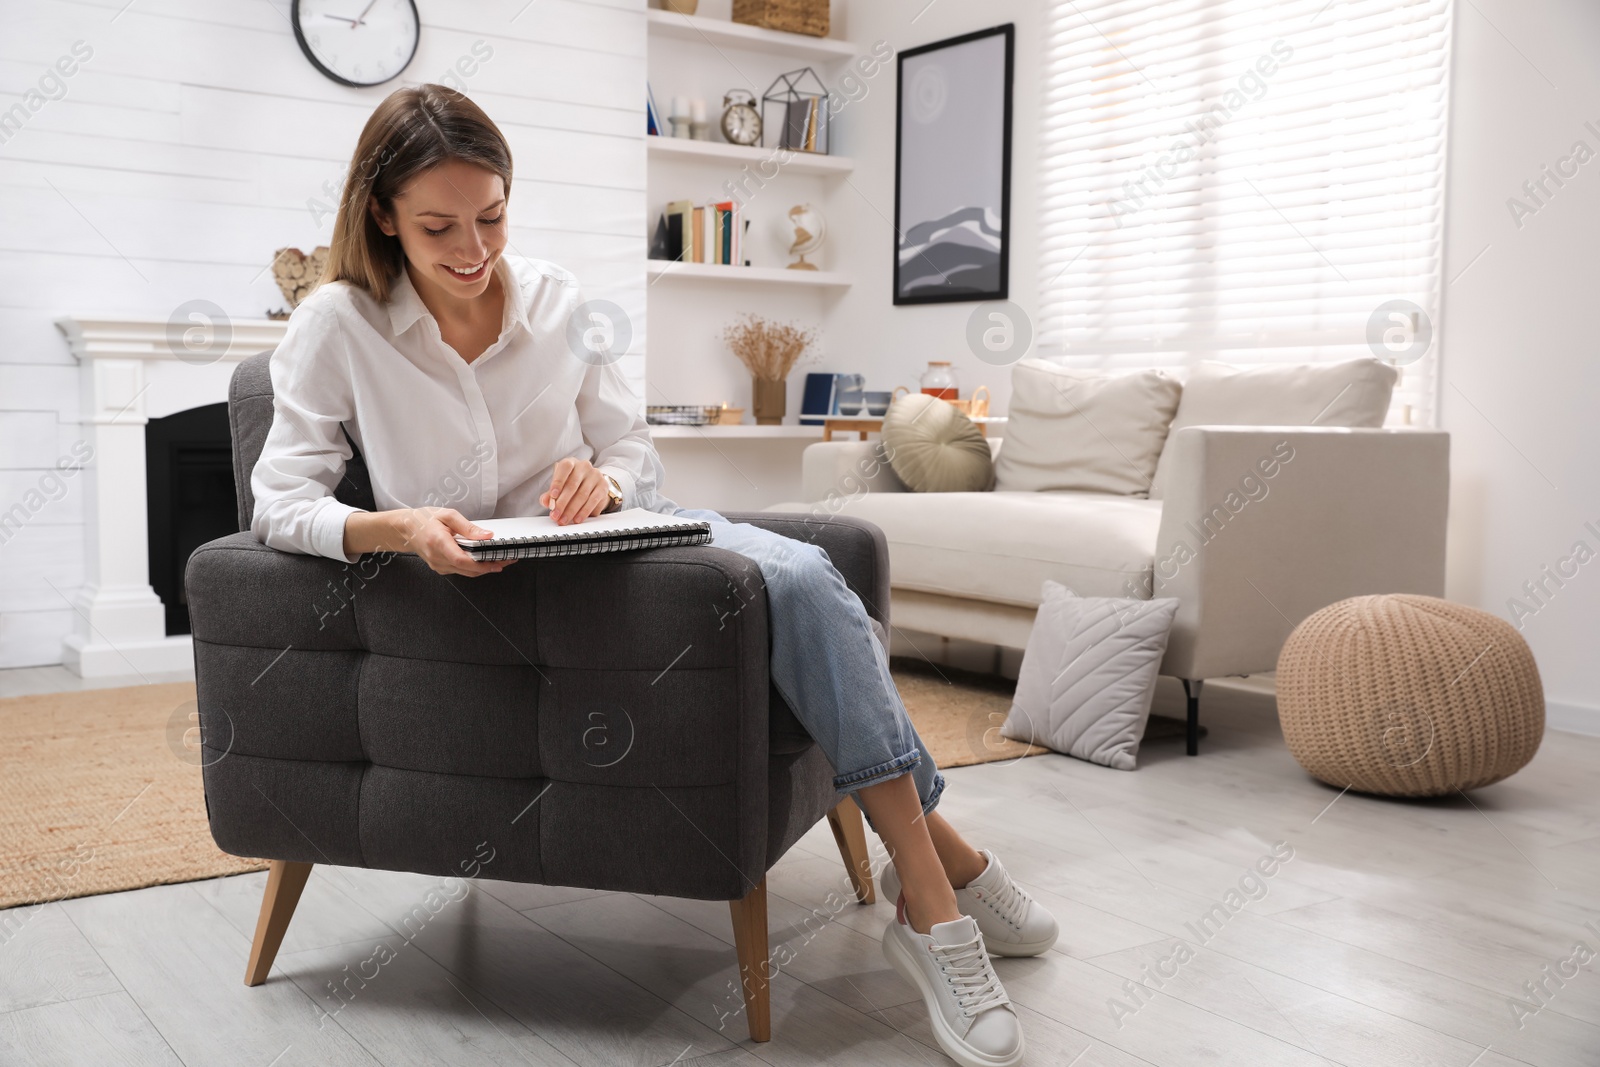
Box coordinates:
[647,135,854,176]
[645,9,856,445]
[646,9,856,62]
[645,260,850,288]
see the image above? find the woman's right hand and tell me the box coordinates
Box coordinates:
[397,508,516,577]
[345,508,515,577]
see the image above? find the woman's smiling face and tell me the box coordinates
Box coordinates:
[370,158,508,296]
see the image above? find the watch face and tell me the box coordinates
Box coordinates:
[723,106,761,146]
[293,0,420,87]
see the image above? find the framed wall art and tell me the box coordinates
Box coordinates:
[893,23,1014,305]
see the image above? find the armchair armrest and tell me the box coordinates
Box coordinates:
[184,531,779,894]
[719,512,891,628]
[1154,426,1449,679]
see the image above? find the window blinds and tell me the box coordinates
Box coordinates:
[1037,0,1452,425]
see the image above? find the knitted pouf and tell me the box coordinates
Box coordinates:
[1276,595,1543,797]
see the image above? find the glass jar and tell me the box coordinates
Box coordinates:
[920,361,958,400]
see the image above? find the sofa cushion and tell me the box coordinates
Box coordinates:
[1151,358,1397,499]
[881,393,994,492]
[830,490,1161,607]
[993,360,1182,497]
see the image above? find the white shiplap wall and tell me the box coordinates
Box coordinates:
[0,0,647,667]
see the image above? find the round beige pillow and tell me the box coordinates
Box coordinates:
[1276,594,1544,796]
[880,393,994,493]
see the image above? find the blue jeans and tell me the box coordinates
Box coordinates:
[672,508,945,829]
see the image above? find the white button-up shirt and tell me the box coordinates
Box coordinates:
[251,255,671,563]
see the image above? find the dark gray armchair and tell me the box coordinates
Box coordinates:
[184,352,885,1042]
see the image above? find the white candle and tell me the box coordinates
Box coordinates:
[671,95,689,118]
[691,98,708,122]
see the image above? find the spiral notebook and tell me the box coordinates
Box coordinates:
[455,507,712,561]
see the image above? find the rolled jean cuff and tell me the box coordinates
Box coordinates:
[833,749,922,793]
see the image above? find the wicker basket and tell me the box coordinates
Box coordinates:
[1276,595,1544,797]
[733,0,829,38]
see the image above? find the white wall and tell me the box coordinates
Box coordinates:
[0,0,646,667]
[1441,0,1600,731]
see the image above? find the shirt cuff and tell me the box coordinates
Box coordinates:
[312,498,363,564]
[598,465,636,511]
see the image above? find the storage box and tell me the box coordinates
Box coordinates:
[732,0,829,38]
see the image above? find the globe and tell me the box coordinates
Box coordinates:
[783,203,826,270]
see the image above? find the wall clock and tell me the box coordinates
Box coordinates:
[292,0,420,88]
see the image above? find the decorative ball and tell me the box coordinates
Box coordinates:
[1276,595,1543,797]
[879,393,993,493]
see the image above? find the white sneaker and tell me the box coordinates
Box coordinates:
[882,906,1024,1067]
[879,850,1059,957]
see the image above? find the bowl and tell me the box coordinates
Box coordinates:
[864,390,893,416]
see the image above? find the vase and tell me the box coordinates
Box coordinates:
[752,378,786,425]
[920,360,958,400]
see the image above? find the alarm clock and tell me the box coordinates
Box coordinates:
[292,0,420,87]
[721,90,762,147]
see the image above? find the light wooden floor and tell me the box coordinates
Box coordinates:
[3,674,1599,1067]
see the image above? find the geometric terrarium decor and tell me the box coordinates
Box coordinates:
[762,68,830,155]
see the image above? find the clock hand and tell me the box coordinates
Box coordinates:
[353,0,379,24]
[324,13,359,22]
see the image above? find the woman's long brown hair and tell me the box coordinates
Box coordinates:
[321,84,513,305]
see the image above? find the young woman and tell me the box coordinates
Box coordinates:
[252,85,1056,1067]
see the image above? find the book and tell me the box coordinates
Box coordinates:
[799,372,839,426]
[782,99,809,150]
[692,206,704,263]
[647,83,661,136]
[717,201,735,264]
[455,508,712,561]
[664,199,693,262]
[664,212,683,262]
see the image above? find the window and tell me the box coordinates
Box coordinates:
[1037,0,1452,424]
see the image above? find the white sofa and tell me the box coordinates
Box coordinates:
[788,424,1449,753]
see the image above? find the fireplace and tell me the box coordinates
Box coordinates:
[145,403,238,636]
[55,315,287,676]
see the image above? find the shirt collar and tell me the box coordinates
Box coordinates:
[385,256,531,339]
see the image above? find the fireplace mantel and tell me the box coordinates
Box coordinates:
[57,314,288,677]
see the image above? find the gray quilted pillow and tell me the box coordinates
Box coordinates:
[1001,581,1179,770]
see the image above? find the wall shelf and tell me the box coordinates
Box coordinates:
[646,260,850,288]
[647,135,854,176]
[649,424,823,439]
[646,9,857,62]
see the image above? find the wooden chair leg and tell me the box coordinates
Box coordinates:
[826,798,876,904]
[727,877,771,1042]
[245,860,313,986]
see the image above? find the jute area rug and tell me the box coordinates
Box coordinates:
[0,664,1051,910]
[0,682,267,911]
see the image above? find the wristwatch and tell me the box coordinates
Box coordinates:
[601,472,624,513]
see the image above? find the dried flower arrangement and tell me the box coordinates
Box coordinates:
[721,313,818,382]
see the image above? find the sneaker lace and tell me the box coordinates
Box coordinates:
[978,873,1030,929]
[931,933,1010,1017]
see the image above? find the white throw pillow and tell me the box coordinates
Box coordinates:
[1150,358,1397,499]
[1001,580,1179,770]
[993,360,1182,497]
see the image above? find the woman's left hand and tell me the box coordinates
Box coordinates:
[540,457,610,525]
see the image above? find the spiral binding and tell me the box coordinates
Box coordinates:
[462,527,712,561]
